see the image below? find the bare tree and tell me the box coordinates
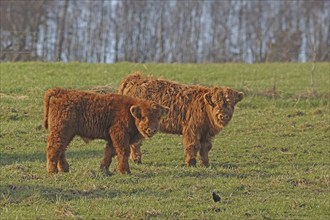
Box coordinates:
[0,0,48,61]
[55,0,68,61]
[1,0,329,63]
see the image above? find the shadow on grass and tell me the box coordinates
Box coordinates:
[0,183,155,203]
[168,170,248,179]
[132,161,248,179]
[0,149,102,166]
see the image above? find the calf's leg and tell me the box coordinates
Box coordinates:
[57,151,69,172]
[110,129,131,174]
[130,140,142,164]
[117,148,131,174]
[100,142,116,175]
[183,133,201,167]
[46,143,59,173]
[46,132,73,173]
[199,142,212,167]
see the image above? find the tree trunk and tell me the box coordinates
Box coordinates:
[55,0,68,61]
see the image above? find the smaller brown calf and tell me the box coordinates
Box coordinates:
[43,88,168,174]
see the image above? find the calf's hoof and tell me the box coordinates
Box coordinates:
[47,162,58,173]
[118,169,131,175]
[100,165,111,176]
[186,158,197,167]
[130,154,142,164]
[47,167,58,174]
[132,158,142,164]
[57,164,69,172]
[200,161,210,167]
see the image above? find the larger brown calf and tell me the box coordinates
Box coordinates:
[118,73,244,167]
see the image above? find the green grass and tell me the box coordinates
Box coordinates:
[0,62,329,219]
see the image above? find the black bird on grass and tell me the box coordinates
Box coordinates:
[212,192,221,202]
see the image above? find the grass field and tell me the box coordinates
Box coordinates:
[0,62,329,219]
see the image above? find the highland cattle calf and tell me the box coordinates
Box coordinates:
[43,88,168,174]
[118,73,244,167]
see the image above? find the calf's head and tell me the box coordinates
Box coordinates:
[204,87,244,127]
[130,102,169,138]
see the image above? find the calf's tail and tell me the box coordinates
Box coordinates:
[43,88,63,129]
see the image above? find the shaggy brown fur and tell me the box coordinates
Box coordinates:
[43,88,168,174]
[118,72,244,166]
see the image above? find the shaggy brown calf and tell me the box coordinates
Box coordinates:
[43,88,168,174]
[118,73,244,166]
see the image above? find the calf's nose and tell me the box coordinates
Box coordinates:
[147,128,157,135]
[220,114,230,120]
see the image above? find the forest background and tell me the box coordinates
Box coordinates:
[1,0,329,63]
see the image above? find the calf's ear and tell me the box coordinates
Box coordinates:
[234,92,244,104]
[130,105,141,119]
[204,93,215,107]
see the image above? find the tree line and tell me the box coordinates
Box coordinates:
[0,0,329,63]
